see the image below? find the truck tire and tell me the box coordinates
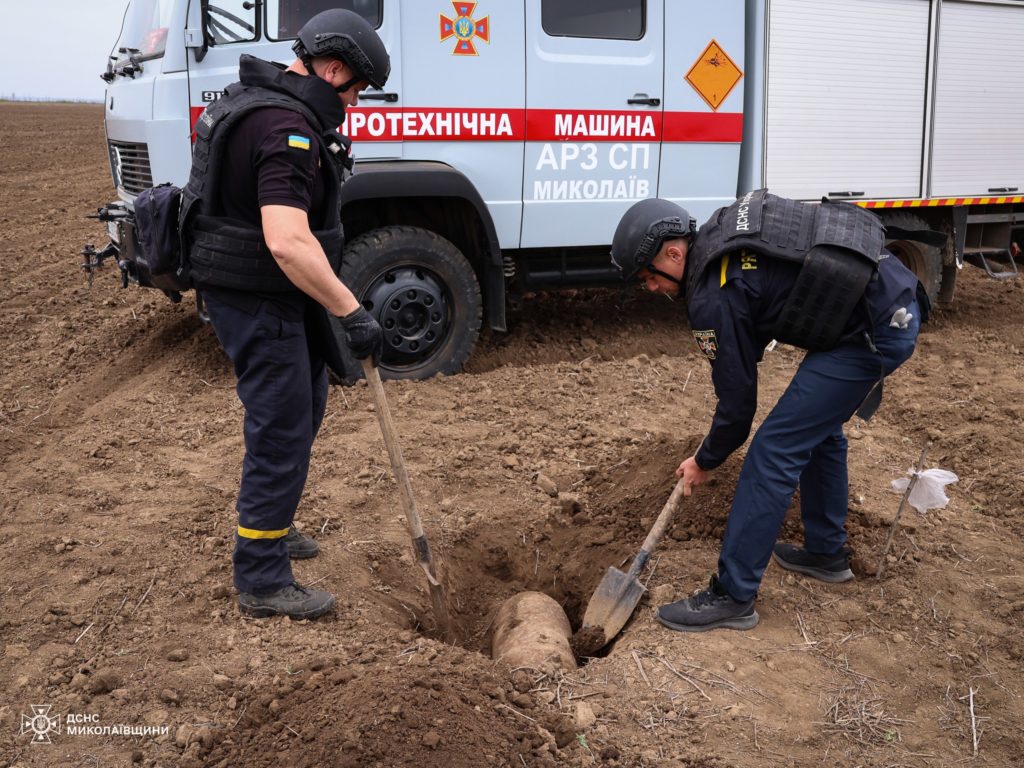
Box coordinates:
[340,225,482,380]
[881,211,943,304]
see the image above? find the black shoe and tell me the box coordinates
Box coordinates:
[284,525,320,559]
[656,575,759,632]
[238,583,336,619]
[772,543,854,583]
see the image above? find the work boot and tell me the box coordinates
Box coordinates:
[238,583,336,619]
[772,543,854,583]
[656,575,759,632]
[284,525,320,559]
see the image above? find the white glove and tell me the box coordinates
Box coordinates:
[889,307,914,329]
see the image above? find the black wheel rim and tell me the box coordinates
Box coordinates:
[361,265,450,369]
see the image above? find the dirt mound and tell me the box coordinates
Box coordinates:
[205,639,566,768]
[2,103,1024,768]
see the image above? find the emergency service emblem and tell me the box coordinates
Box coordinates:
[439,2,490,56]
[693,330,718,360]
[21,705,60,744]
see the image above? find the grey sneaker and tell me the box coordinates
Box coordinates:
[238,583,336,619]
[772,543,854,583]
[284,525,320,559]
[656,575,759,632]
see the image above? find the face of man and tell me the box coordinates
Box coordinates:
[337,76,369,108]
[638,239,688,298]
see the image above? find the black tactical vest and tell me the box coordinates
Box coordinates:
[685,189,885,351]
[181,56,351,292]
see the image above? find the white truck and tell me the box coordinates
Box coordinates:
[86,0,1024,380]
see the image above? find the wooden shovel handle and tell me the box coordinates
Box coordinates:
[626,477,686,581]
[361,360,428,542]
[361,360,452,640]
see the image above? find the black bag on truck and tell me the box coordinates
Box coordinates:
[134,182,189,288]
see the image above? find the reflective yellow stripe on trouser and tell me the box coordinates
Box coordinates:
[237,526,289,540]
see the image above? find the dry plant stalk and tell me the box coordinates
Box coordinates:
[960,686,984,756]
[817,681,912,746]
[876,440,932,578]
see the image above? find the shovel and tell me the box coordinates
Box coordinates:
[361,360,453,642]
[574,477,686,656]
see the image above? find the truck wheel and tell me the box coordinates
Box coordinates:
[881,211,943,304]
[340,226,482,380]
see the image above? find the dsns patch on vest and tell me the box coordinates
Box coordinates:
[287,135,311,150]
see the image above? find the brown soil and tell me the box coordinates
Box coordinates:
[2,102,1023,768]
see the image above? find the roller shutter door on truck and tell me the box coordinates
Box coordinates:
[930,0,1024,198]
[764,0,931,200]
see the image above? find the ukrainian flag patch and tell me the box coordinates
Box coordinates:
[287,134,311,150]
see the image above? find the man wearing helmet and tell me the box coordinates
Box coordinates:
[610,191,926,632]
[179,9,390,619]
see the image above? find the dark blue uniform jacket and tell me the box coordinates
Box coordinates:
[687,250,921,470]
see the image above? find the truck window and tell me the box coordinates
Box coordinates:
[203,0,259,45]
[267,0,382,39]
[541,0,644,41]
[113,0,174,63]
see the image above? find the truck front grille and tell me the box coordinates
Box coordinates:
[108,140,153,196]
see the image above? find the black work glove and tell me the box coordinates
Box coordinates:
[338,306,383,366]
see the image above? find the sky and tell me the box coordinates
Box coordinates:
[0,0,131,101]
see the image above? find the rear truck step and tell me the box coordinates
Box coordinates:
[963,244,1019,280]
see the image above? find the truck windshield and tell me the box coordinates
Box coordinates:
[266,0,382,40]
[113,0,173,64]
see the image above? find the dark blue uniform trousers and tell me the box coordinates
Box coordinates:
[717,303,920,602]
[203,292,328,595]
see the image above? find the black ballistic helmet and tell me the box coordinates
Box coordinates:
[293,9,391,90]
[611,198,697,280]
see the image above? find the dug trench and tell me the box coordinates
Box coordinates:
[323,435,719,648]
[307,430,899,659]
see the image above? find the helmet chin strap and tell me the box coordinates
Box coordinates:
[334,76,360,93]
[302,54,359,93]
[645,265,683,286]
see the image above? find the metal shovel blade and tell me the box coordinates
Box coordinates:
[575,566,647,656]
[574,478,686,656]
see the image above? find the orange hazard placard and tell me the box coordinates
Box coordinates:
[685,40,743,111]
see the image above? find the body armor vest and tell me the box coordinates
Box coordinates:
[685,189,885,351]
[181,56,351,292]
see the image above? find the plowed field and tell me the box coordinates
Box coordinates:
[2,102,1023,768]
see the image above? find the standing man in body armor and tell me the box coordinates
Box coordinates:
[610,190,928,632]
[179,10,389,619]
